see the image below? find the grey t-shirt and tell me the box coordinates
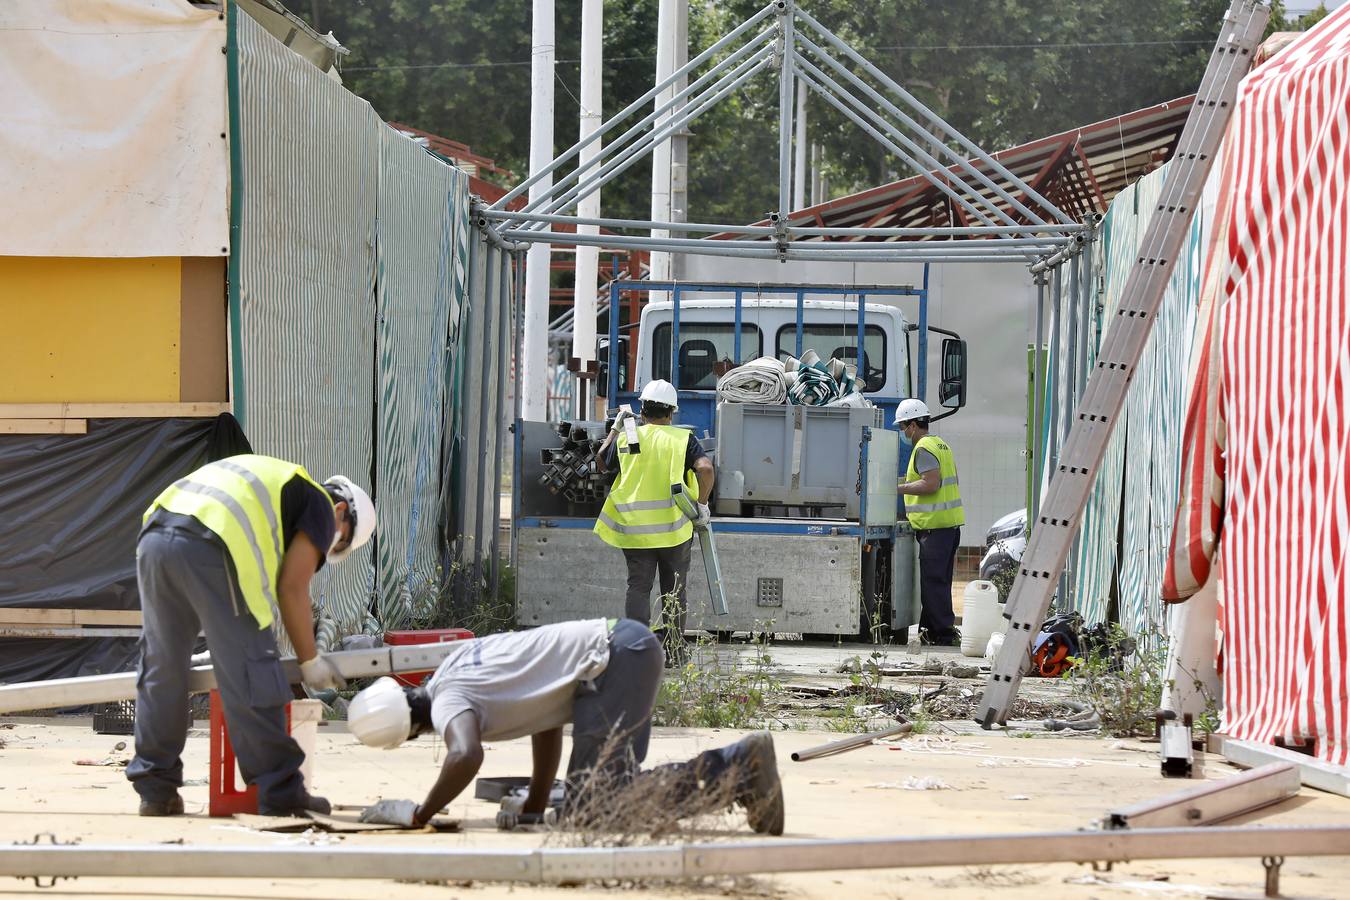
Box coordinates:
[425,619,611,742]
[913,447,940,474]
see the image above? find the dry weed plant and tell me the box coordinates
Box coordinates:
[546,727,779,895]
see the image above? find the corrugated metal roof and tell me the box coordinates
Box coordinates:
[730,96,1193,240]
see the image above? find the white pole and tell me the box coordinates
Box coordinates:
[522,0,555,422]
[572,0,602,413]
[793,79,807,210]
[810,142,821,207]
[649,0,676,296]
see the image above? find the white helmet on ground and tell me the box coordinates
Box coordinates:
[639,378,679,410]
[348,677,411,749]
[322,475,376,563]
[894,398,931,426]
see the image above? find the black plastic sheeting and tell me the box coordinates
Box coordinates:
[0,415,251,683]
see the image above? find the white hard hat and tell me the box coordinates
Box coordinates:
[639,378,679,410]
[323,476,376,563]
[894,398,931,425]
[348,677,411,749]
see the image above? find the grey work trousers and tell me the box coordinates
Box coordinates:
[566,619,742,822]
[126,526,307,810]
[621,539,692,643]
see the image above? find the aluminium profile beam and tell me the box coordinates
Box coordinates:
[518,28,778,221]
[531,48,775,222]
[2,827,1348,885]
[1221,739,1350,798]
[976,0,1270,728]
[794,62,1013,232]
[794,5,1072,226]
[0,644,470,715]
[502,230,1067,254]
[1103,763,1302,830]
[793,31,1049,229]
[493,0,781,211]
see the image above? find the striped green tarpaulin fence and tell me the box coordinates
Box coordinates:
[1063,162,1204,636]
[234,9,501,637]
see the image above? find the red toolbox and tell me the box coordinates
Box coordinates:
[383,628,475,686]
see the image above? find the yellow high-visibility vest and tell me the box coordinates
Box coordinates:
[144,454,331,629]
[903,434,964,530]
[594,424,699,549]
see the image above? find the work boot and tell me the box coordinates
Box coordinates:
[259,792,332,817]
[919,628,961,648]
[734,732,784,836]
[138,794,185,817]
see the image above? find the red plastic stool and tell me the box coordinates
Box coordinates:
[383,628,474,687]
[208,689,292,817]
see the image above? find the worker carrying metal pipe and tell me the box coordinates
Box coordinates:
[127,455,375,818]
[592,379,715,664]
[895,399,964,646]
[347,618,784,834]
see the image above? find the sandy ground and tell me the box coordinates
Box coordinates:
[2,718,1348,899]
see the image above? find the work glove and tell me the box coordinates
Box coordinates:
[695,502,712,528]
[299,654,347,691]
[359,798,420,827]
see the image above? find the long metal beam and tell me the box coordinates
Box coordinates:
[794,6,1073,225]
[2,827,1346,884]
[531,49,775,222]
[1104,763,1302,830]
[518,29,777,220]
[493,0,781,210]
[483,208,1078,240]
[0,644,470,715]
[794,32,1048,228]
[794,63,1012,232]
[977,0,1270,727]
[503,230,1067,253]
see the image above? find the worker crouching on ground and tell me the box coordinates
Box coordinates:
[593,379,715,664]
[349,618,784,835]
[895,399,964,646]
[127,455,375,817]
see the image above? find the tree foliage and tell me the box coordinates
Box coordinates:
[295,0,1330,225]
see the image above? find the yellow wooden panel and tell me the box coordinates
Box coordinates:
[0,257,181,402]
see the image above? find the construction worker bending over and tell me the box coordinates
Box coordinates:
[895,399,964,646]
[349,618,784,834]
[593,379,714,661]
[128,455,375,817]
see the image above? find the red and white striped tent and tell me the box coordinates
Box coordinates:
[1164,8,1350,766]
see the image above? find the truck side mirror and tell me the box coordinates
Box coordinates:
[939,338,967,409]
[596,336,629,399]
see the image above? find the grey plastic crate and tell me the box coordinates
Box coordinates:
[713,402,889,517]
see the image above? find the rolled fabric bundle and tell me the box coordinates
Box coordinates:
[716,356,788,404]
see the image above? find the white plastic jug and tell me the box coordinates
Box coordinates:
[960,580,1002,657]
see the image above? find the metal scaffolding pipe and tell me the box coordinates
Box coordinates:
[777,2,795,217]
[518,28,777,222]
[2,827,1347,884]
[794,65,1015,235]
[503,230,1061,255]
[794,6,1073,226]
[793,77,808,210]
[794,31,1044,228]
[492,0,780,210]
[650,0,678,289]
[533,49,775,223]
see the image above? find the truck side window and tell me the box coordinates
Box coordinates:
[775,324,887,393]
[652,323,763,390]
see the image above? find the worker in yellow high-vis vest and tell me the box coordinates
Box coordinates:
[127,454,375,819]
[896,399,964,647]
[594,380,715,662]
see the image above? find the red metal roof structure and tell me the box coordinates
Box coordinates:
[731,96,1194,240]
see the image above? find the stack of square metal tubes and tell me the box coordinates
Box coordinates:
[538,422,610,504]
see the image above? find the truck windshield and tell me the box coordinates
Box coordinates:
[652,323,764,389]
[775,324,887,392]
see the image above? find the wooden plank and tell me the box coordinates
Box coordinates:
[0,402,229,419]
[0,608,142,626]
[0,418,87,434]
